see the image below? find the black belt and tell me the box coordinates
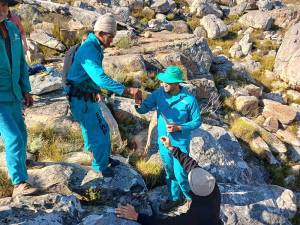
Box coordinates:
[68,85,98,102]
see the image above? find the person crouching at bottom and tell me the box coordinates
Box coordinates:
[115,136,222,225]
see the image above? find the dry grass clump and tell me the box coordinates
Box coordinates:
[0,170,13,198]
[187,15,200,30]
[28,126,83,162]
[208,32,240,57]
[114,36,137,49]
[230,118,258,142]
[134,159,164,189]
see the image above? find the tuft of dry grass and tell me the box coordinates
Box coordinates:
[0,171,13,198]
[134,159,164,189]
[187,15,200,30]
[114,36,136,49]
[28,126,83,162]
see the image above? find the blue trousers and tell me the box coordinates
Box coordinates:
[159,143,191,201]
[70,97,111,172]
[0,101,28,185]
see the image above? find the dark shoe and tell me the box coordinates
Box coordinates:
[159,199,183,212]
[12,183,41,197]
[109,157,120,167]
[101,167,114,177]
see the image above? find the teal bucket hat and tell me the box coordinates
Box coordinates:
[156,66,184,84]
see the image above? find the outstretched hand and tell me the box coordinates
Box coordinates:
[125,87,142,106]
[115,204,138,221]
[23,93,33,107]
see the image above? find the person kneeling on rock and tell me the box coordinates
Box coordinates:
[115,136,222,225]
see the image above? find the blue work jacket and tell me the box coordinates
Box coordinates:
[136,87,201,147]
[67,33,125,95]
[0,19,30,102]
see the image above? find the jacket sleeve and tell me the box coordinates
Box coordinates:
[180,97,201,131]
[137,212,191,225]
[80,50,125,95]
[19,35,31,93]
[135,91,157,114]
[172,147,199,173]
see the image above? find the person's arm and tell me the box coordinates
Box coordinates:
[170,147,199,173]
[135,91,157,114]
[179,98,201,131]
[19,34,31,94]
[137,211,191,225]
[116,204,191,225]
[80,50,126,95]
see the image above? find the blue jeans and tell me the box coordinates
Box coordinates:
[159,143,191,201]
[0,101,28,185]
[70,97,111,172]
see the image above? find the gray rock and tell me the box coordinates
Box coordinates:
[26,39,45,64]
[269,7,300,29]
[170,20,190,34]
[276,129,300,147]
[220,183,297,224]
[0,194,84,224]
[287,145,300,162]
[190,0,223,18]
[148,18,174,31]
[30,29,66,51]
[229,1,248,16]
[263,92,287,104]
[239,10,273,30]
[29,68,63,95]
[263,116,279,132]
[274,22,300,89]
[244,84,262,98]
[80,214,140,225]
[235,95,259,116]
[193,26,207,38]
[190,124,254,185]
[263,99,297,124]
[257,0,274,11]
[150,0,176,13]
[200,14,228,39]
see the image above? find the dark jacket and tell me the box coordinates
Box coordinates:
[137,147,221,225]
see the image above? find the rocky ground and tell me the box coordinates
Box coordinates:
[0,0,300,224]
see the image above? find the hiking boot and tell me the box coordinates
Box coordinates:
[108,157,120,167]
[12,183,40,198]
[159,199,183,212]
[101,167,114,177]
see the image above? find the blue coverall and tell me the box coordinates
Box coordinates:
[136,86,201,201]
[0,20,31,185]
[67,33,125,173]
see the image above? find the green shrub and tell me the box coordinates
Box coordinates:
[0,170,13,198]
[115,36,136,49]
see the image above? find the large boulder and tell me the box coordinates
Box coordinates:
[29,68,63,95]
[239,11,273,30]
[30,29,66,51]
[235,95,259,116]
[262,99,297,124]
[150,0,176,13]
[190,0,223,18]
[200,14,228,39]
[190,124,255,185]
[274,22,300,89]
[269,7,300,29]
[220,184,297,224]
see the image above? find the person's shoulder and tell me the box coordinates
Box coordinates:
[5,20,20,33]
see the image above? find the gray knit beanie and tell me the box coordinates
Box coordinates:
[94,13,117,36]
[188,167,216,196]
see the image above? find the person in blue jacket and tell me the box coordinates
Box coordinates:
[66,13,141,178]
[135,66,201,211]
[0,0,39,197]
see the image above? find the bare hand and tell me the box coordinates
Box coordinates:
[95,93,103,102]
[23,93,33,107]
[115,204,138,221]
[160,136,171,148]
[166,124,181,132]
[134,90,142,106]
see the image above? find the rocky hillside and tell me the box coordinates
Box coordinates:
[0,0,300,224]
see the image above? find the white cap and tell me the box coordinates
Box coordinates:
[94,13,117,36]
[188,167,216,196]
